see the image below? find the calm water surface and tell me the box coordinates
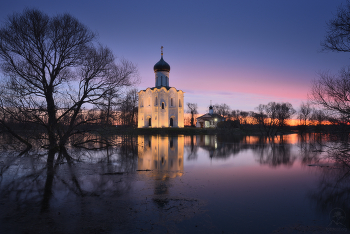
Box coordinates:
[0,134,349,233]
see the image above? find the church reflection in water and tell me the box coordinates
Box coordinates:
[137,135,184,179]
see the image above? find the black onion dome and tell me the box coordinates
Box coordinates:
[153,56,170,72]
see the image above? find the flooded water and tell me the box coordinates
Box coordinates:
[0,134,349,233]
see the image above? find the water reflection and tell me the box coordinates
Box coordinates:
[310,165,350,230]
[194,134,298,167]
[0,133,350,233]
[0,136,140,233]
[137,135,184,178]
[306,136,350,230]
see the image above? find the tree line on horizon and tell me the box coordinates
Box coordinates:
[186,101,332,135]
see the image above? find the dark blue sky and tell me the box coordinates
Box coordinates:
[1,0,349,113]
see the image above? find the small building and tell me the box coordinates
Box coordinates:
[196,105,225,128]
[138,47,184,128]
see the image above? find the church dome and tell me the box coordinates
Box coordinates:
[153,56,170,72]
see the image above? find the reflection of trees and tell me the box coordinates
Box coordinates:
[0,134,204,233]
[193,134,297,167]
[185,135,198,160]
[195,135,245,159]
[0,137,139,233]
[310,166,350,229]
[298,133,327,165]
[308,132,350,229]
[251,136,296,167]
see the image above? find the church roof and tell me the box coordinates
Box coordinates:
[153,55,170,72]
[197,113,224,120]
[139,86,183,92]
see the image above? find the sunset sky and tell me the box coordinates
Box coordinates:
[1,0,350,114]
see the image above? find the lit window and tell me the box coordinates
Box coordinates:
[162,102,165,109]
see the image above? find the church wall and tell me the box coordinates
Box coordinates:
[177,91,184,127]
[158,88,169,127]
[138,87,184,128]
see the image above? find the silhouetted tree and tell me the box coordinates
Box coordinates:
[95,65,138,125]
[0,9,137,150]
[213,103,230,119]
[298,102,312,126]
[229,110,251,125]
[322,1,350,53]
[310,108,327,126]
[229,110,240,121]
[118,89,138,126]
[276,102,296,128]
[186,103,198,127]
[238,111,249,125]
[311,70,350,124]
[252,102,295,136]
[313,1,350,125]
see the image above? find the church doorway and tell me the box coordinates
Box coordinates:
[170,118,173,127]
[148,118,151,127]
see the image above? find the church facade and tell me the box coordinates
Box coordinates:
[138,48,184,128]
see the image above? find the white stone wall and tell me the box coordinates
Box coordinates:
[138,87,184,128]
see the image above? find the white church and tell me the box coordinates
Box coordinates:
[138,47,184,128]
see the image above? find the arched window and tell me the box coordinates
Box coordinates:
[162,102,165,109]
[155,96,158,106]
[179,99,182,107]
[171,98,174,106]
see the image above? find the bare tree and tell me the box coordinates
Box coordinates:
[229,110,240,121]
[252,102,295,136]
[186,103,198,127]
[229,110,250,125]
[238,111,249,125]
[310,109,327,126]
[213,103,230,119]
[253,103,278,136]
[95,60,138,125]
[310,70,350,124]
[118,88,138,126]
[298,102,312,126]
[0,9,137,150]
[276,102,296,128]
[313,1,350,124]
[322,1,350,53]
